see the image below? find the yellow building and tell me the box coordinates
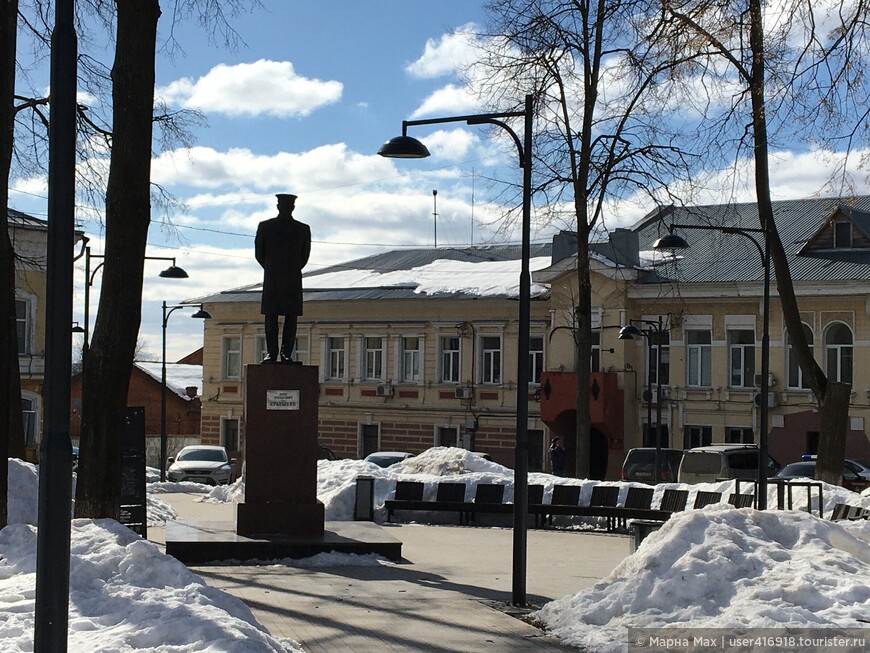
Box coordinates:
[9,209,84,452]
[195,196,870,479]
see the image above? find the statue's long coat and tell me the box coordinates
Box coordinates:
[255,216,311,316]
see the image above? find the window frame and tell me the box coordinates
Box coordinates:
[400,336,422,383]
[824,322,853,384]
[439,335,461,384]
[728,329,756,388]
[528,335,544,385]
[221,334,242,380]
[787,323,814,390]
[363,336,386,381]
[647,330,670,386]
[480,335,502,385]
[15,296,34,356]
[221,417,240,452]
[327,336,348,380]
[685,329,712,387]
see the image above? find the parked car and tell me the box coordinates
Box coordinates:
[167,445,236,485]
[678,444,781,484]
[621,448,684,483]
[364,451,414,468]
[774,457,870,492]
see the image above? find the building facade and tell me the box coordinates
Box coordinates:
[195,197,870,478]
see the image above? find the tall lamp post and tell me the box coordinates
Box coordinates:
[618,317,666,481]
[379,94,534,606]
[83,245,189,358]
[653,223,771,509]
[34,0,76,649]
[160,303,211,481]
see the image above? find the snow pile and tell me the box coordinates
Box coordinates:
[0,519,302,652]
[201,477,246,504]
[147,494,177,525]
[534,506,870,653]
[7,459,40,525]
[392,446,511,475]
[148,480,212,494]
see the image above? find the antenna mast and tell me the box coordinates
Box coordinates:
[432,189,438,248]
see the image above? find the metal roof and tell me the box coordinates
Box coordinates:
[191,242,553,304]
[631,196,870,284]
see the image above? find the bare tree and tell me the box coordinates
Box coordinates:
[658,0,870,484]
[470,0,696,477]
[76,0,258,518]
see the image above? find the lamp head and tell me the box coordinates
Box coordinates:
[652,232,690,250]
[378,135,431,159]
[618,324,643,340]
[159,265,189,279]
[190,308,212,320]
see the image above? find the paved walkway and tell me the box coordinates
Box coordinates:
[150,493,632,652]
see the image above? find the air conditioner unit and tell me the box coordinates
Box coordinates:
[455,385,474,400]
[754,373,777,388]
[375,383,393,397]
[753,391,777,407]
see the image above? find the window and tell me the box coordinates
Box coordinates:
[435,426,459,447]
[222,336,241,379]
[726,427,754,444]
[401,337,421,383]
[590,330,601,372]
[728,329,755,388]
[327,337,347,380]
[359,423,379,457]
[481,336,502,384]
[648,330,670,386]
[363,337,385,380]
[21,396,37,447]
[529,336,544,384]
[440,336,460,383]
[825,323,853,384]
[683,425,712,449]
[787,323,813,389]
[834,221,852,248]
[256,334,309,364]
[686,330,712,387]
[222,418,239,452]
[16,299,31,355]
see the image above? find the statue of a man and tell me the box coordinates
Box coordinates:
[255,193,311,363]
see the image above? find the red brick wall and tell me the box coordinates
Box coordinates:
[70,367,201,438]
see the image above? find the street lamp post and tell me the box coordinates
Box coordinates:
[160,303,211,481]
[379,94,534,605]
[619,317,666,481]
[653,223,771,509]
[82,246,189,357]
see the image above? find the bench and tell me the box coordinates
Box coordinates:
[729,493,754,508]
[463,483,509,523]
[540,484,582,526]
[693,491,723,509]
[385,481,467,523]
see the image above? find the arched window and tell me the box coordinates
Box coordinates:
[824,322,853,384]
[787,323,813,389]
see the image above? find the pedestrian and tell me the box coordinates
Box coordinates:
[550,435,566,476]
[255,193,312,363]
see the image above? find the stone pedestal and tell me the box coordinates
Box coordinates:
[237,364,324,537]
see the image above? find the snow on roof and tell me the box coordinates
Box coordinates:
[135,362,203,400]
[302,256,553,297]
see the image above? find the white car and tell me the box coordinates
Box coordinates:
[167,445,235,485]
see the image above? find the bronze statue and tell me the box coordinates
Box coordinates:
[255,193,311,363]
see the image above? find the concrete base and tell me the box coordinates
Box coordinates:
[165,519,402,564]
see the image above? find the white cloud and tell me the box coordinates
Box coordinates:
[406,24,481,78]
[410,84,481,118]
[156,59,342,118]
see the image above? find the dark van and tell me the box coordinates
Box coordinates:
[621,448,684,483]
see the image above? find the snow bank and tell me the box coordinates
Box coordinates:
[0,519,302,652]
[534,506,870,653]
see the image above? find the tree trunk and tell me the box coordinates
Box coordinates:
[1,0,22,527]
[817,381,851,484]
[746,0,847,472]
[573,233,592,478]
[76,0,161,518]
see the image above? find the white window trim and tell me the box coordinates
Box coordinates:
[824,321,853,384]
[221,334,242,380]
[360,334,387,381]
[439,334,462,384]
[323,335,349,381]
[15,292,37,357]
[529,333,545,386]
[479,333,503,385]
[727,328,756,388]
[396,334,425,384]
[685,329,712,388]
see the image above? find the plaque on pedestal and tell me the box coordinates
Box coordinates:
[237,364,324,537]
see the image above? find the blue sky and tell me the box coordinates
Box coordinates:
[9,1,870,362]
